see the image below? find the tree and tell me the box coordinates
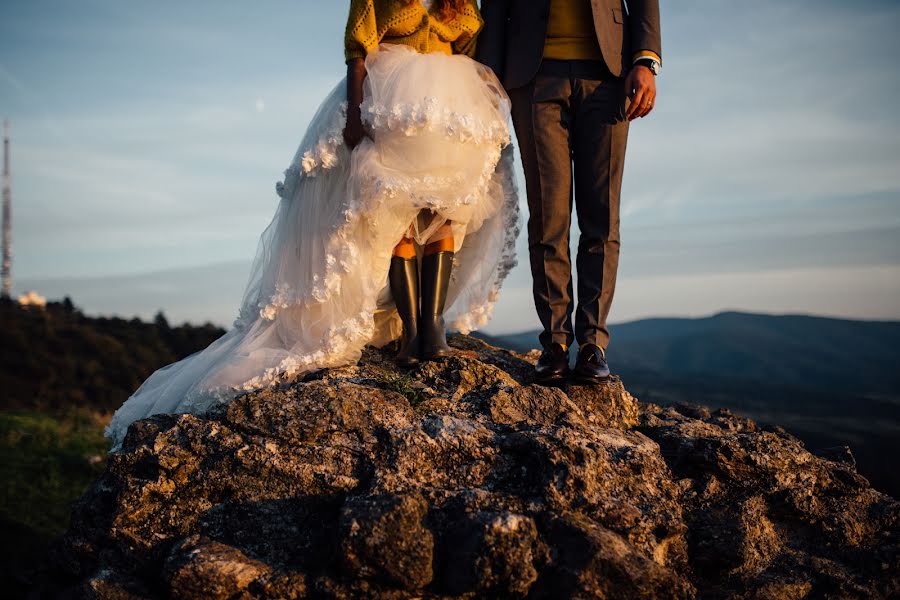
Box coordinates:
[153,310,170,330]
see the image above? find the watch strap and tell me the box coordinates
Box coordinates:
[634,57,660,75]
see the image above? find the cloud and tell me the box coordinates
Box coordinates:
[3,0,899,324]
[621,0,900,225]
[7,73,340,277]
[17,261,900,335]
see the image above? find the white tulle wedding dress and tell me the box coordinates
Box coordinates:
[105,43,520,451]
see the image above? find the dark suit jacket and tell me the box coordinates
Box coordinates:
[477,0,661,88]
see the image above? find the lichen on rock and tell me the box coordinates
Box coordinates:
[45,335,898,599]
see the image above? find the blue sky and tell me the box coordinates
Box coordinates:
[2,0,899,333]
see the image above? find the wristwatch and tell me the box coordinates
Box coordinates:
[634,57,660,76]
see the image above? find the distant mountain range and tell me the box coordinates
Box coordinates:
[3,301,897,500]
[474,311,900,497]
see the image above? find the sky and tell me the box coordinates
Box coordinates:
[2,0,899,334]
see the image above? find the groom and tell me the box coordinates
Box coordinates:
[477,0,661,384]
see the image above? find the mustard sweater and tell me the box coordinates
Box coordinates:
[344,0,483,63]
[543,0,603,60]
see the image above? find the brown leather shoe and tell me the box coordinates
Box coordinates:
[535,342,570,384]
[573,343,610,384]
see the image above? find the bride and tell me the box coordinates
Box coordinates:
[105,0,520,451]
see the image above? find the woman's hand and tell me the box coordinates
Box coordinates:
[343,107,366,149]
[344,57,368,149]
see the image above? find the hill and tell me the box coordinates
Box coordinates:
[0,296,226,413]
[478,311,900,391]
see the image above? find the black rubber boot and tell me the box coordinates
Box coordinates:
[420,250,454,360]
[388,255,420,367]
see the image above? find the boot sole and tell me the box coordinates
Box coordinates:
[535,371,570,385]
[571,373,611,385]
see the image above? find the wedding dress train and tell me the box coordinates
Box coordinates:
[105,44,520,451]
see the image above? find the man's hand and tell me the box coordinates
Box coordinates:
[624,65,656,121]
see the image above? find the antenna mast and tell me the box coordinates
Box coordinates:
[2,120,11,298]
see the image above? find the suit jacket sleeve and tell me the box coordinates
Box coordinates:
[628,0,662,61]
[475,0,511,77]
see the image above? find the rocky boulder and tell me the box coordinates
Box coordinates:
[46,335,898,598]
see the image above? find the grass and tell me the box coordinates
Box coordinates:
[0,408,110,591]
[380,371,426,408]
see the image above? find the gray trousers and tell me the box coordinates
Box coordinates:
[509,59,630,350]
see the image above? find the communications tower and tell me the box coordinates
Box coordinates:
[2,120,11,298]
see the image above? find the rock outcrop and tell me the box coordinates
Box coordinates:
[48,335,898,599]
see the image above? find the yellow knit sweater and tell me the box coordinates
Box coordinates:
[344,0,483,63]
[543,0,603,60]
